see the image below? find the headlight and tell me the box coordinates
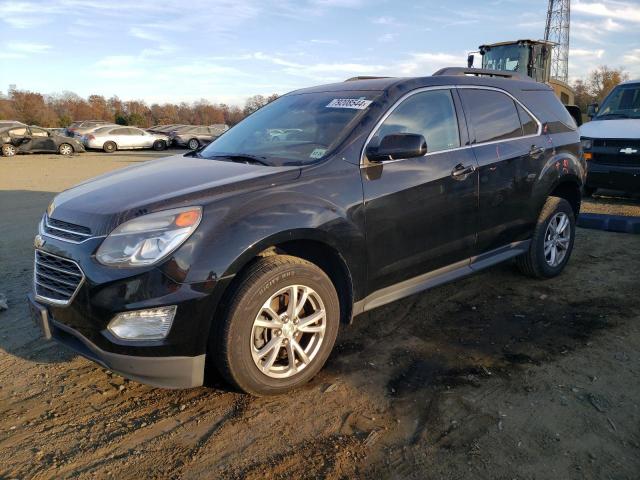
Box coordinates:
[96,206,202,267]
[580,138,593,150]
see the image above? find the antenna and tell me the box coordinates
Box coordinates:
[544,0,570,83]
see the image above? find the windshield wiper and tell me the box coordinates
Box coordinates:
[209,154,271,166]
[596,113,629,119]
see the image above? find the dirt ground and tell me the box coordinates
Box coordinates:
[1,152,640,480]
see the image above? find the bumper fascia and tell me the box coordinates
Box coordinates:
[586,162,640,192]
[29,293,205,388]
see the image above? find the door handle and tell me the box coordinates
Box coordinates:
[530,145,545,157]
[451,163,476,178]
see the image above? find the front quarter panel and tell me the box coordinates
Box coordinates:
[159,157,367,299]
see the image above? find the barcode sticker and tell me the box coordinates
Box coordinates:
[326,98,372,110]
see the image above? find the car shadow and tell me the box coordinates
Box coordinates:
[0,189,77,364]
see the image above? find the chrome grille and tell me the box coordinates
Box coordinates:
[34,250,84,305]
[42,215,92,243]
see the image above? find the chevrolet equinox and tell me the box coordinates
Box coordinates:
[28,69,585,395]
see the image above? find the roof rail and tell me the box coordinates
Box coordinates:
[344,76,392,82]
[432,67,534,81]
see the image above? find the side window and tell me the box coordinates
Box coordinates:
[127,128,143,135]
[30,127,49,137]
[517,105,538,136]
[370,89,460,154]
[112,128,129,135]
[460,89,522,143]
[9,127,27,136]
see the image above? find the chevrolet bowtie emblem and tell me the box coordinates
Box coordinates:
[620,147,638,155]
[34,234,45,249]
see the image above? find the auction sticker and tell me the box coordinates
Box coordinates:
[326,98,372,109]
[310,148,326,159]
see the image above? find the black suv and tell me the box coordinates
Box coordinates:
[28,70,584,395]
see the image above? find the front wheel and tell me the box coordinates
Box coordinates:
[187,138,200,150]
[152,140,166,151]
[58,143,73,156]
[212,255,340,396]
[2,144,17,157]
[516,196,575,278]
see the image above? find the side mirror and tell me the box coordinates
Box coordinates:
[587,103,598,118]
[467,54,475,68]
[366,133,427,163]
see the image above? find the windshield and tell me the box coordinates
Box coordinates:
[482,44,529,75]
[596,84,640,119]
[199,91,380,165]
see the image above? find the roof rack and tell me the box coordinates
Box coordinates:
[344,76,392,82]
[432,67,534,81]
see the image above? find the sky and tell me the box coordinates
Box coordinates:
[0,0,639,106]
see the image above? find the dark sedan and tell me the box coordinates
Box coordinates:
[1,125,85,157]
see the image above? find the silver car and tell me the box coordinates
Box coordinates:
[83,126,170,153]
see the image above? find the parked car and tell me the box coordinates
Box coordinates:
[29,70,584,395]
[171,124,229,150]
[83,125,170,152]
[1,125,84,156]
[580,79,640,195]
[66,120,114,138]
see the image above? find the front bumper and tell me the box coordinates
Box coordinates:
[586,162,640,192]
[28,293,204,388]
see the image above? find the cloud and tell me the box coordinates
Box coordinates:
[372,16,398,25]
[571,48,605,58]
[378,33,397,43]
[573,0,640,23]
[6,42,51,54]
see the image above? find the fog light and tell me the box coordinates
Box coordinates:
[107,306,177,340]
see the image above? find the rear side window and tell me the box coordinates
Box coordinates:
[112,128,129,135]
[460,89,522,143]
[370,89,460,154]
[517,105,538,136]
[520,90,577,132]
[9,127,27,136]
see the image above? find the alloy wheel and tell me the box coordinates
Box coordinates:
[2,144,16,157]
[250,284,327,378]
[544,212,571,267]
[59,144,73,155]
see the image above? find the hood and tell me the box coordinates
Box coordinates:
[580,118,640,140]
[48,154,300,235]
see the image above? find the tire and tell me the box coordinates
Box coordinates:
[2,144,17,157]
[187,138,200,150]
[58,143,73,156]
[152,140,166,151]
[212,255,340,396]
[103,141,117,153]
[583,186,596,197]
[516,196,576,279]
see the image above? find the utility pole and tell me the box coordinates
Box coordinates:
[544,0,570,83]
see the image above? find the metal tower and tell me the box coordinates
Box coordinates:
[544,0,570,83]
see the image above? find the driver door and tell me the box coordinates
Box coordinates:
[28,127,56,152]
[361,88,479,294]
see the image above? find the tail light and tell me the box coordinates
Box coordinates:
[86,134,95,140]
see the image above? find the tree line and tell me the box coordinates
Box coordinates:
[0,90,279,128]
[0,65,630,128]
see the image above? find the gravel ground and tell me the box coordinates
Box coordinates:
[1,151,639,479]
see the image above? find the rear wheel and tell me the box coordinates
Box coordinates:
[103,141,117,153]
[188,138,200,150]
[58,143,73,156]
[153,140,166,151]
[516,196,575,279]
[2,144,16,157]
[212,255,340,396]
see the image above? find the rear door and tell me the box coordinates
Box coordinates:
[458,87,544,253]
[7,127,30,151]
[361,88,479,293]
[111,127,131,148]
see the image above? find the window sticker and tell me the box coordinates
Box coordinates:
[310,148,327,159]
[326,98,372,110]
